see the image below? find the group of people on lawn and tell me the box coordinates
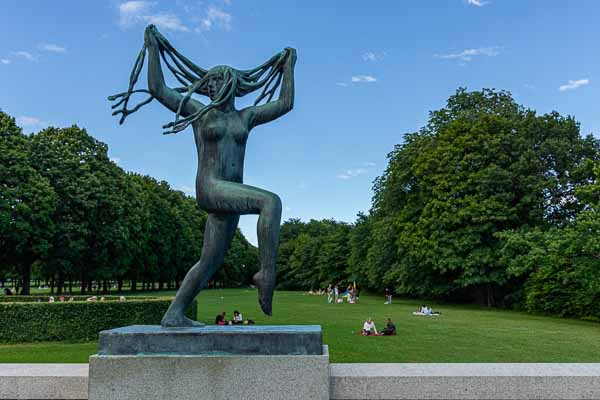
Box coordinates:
[325,283,358,304]
[214,310,254,325]
[362,317,396,336]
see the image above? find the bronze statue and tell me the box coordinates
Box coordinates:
[109,25,296,327]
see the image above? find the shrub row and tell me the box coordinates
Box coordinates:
[0,295,151,303]
[0,298,197,343]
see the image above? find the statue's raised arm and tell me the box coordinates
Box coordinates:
[144,25,205,118]
[243,47,296,129]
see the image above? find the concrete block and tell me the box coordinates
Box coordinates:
[330,363,600,399]
[88,345,330,400]
[0,363,88,400]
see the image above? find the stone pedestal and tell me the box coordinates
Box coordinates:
[88,325,329,400]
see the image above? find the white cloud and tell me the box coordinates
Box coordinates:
[39,43,67,53]
[1,59,10,65]
[467,0,490,6]
[435,46,500,62]
[118,1,189,32]
[16,116,44,127]
[337,161,377,180]
[362,51,385,62]
[337,168,367,180]
[110,157,121,164]
[559,79,590,92]
[176,185,196,195]
[12,51,37,62]
[198,6,232,31]
[118,0,150,26]
[351,75,377,83]
[336,82,349,87]
[146,14,189,32]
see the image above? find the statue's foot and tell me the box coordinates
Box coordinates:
[161,311,204,328]
[253,270,275,316]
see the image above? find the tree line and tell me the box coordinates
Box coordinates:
[276,89,599,320]
[0,111,258,295]
[2,88,599,320]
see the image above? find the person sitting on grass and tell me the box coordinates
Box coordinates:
[381,318,397,336]
[215,311,229,325]
[232,310,243,324]
[362,317,377,336]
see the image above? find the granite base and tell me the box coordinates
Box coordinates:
[88,346,329,400]
[98,325,323,356]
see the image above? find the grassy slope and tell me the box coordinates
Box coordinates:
[1,289,598,363]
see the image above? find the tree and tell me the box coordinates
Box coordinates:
[0,112,56,294]
[370,88,599,305]
[498,162,600,319]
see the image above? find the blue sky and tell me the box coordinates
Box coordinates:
[1,1,598,244]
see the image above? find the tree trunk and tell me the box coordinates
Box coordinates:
[131,277,137,292]
[20,264,31,295]
[80,272,87,295]
[56,274,64,295]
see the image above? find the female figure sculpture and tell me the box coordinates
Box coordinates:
[109,25,296,327]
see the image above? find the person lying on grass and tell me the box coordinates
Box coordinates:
[413,305,441,316]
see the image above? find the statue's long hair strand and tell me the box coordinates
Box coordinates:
[109,29,288,135]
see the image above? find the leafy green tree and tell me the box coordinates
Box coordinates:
[498,163,600,320]
[370,89,599,305]
[29,125,118,293]
[315,222,351,286]
[277,218,354,290]
[0,112,56,294]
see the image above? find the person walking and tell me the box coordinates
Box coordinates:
[326,284,333,304]
[384,287,392,304]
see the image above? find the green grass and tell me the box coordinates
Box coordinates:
[1,289,598,363]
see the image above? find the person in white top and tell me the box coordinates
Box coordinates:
[362,317,377,336]
[233,310,243,324]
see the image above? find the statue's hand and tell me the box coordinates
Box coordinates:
[144,24,158,46]
[284,47,297,66]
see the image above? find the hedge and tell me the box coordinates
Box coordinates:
[0,295,157,302]
[0,298,198,343]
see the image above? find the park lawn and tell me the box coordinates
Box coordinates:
[0,288,598,363]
